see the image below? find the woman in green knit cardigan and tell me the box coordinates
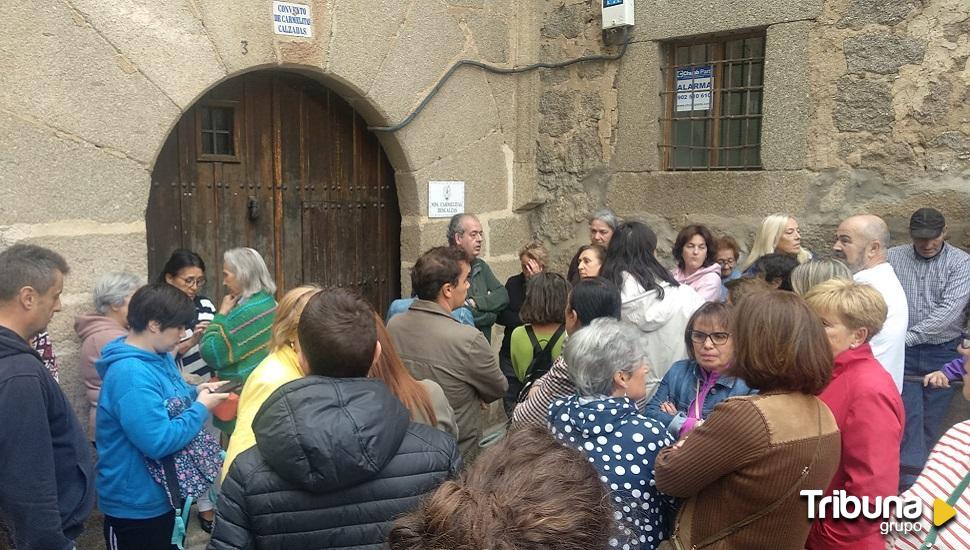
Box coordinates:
[201,247,277,434]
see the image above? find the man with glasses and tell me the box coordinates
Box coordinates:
[447,213,509,342]
[888,207,970,491]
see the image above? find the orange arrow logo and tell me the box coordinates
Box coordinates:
[933,498,956,527]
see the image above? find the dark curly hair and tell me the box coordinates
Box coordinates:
[672,224,717,270]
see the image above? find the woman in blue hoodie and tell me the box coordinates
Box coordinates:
[548,317,673,550]
[96,283,229,549]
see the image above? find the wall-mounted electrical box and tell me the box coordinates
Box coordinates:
[602,0,635,29]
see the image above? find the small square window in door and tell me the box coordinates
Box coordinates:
[197,102,241,162]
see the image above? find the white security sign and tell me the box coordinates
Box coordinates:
[273,2,312,37]
[428,181,465,219]
[676,65,712,111]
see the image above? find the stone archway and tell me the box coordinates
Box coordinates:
[147,69,401,313]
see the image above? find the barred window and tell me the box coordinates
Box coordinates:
[660,34,766,171]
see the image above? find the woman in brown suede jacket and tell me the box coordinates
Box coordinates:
[655,291,842,549]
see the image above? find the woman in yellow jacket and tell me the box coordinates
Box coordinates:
[222,285,321,479]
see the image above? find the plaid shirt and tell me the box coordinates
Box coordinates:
[887,242,970,346]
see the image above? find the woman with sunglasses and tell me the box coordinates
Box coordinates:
[645,302,755,438]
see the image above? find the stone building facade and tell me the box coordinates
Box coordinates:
[1,0,969,435]
[533,0,970,267]
[1,0,540,427]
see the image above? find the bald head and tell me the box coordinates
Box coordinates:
[833,214,890,273]
[851,215,890,249]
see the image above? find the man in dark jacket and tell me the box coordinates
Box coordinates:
[0,244,95,550]
[209,289,461,550]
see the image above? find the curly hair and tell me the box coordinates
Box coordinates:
[387,426,613,550]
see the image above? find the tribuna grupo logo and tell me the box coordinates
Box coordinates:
[802,490,957,536]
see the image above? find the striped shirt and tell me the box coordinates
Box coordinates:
[510,355,574,429]
[510,354,647,429]
[177,296,216,378]
[887,243,970,346]
[889,420,970,549]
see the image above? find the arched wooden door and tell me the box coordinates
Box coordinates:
[147,71,401,313]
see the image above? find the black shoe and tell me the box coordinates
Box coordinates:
[198,511,214,534]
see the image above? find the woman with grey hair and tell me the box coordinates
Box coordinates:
[548,318,673,550]
[566,208,619,283]
[74,271,143,441]
[200,247,278,435]
[589,207,620,247]
[789,257,853,296]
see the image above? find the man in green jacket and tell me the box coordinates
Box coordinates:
[448,213,509,342]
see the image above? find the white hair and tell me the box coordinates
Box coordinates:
[93,272,144,314]
[223,247,276,298]
[565,318,648,397]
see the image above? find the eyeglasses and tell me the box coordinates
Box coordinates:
[178,276,206,288]
[689,330,731,346]
[715,258,736,267]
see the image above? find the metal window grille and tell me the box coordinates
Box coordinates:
[659,34,766,171]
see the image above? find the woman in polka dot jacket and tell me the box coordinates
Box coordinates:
[548,317,673,550]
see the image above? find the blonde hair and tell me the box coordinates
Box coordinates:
[740,214,812,271]
[270,285,322,351]
[518,241,549,269]
[790,259,853,296]
[803,279,887,342]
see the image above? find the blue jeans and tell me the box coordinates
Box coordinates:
[899,339,959,490]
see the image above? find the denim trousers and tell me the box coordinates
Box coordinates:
[899,338,959,490]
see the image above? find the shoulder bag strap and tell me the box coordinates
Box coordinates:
[920,469,970,550]
[525,325,541,354]
[162,455,192,549]
[162,455,184,510]
[547,324,566,349]
[690,400,825,549]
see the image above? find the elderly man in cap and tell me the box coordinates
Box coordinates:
[888,207,970,490]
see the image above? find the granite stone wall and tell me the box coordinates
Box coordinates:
[0,0,537,430]
[533,0,970,267]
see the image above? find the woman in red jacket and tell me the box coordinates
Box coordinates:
[804,279,905,549]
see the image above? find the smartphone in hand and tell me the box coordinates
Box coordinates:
[215,379,245,394]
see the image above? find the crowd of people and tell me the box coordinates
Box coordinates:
[1,207,969,550]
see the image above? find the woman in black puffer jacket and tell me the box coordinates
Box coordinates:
[208,376,461,550]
